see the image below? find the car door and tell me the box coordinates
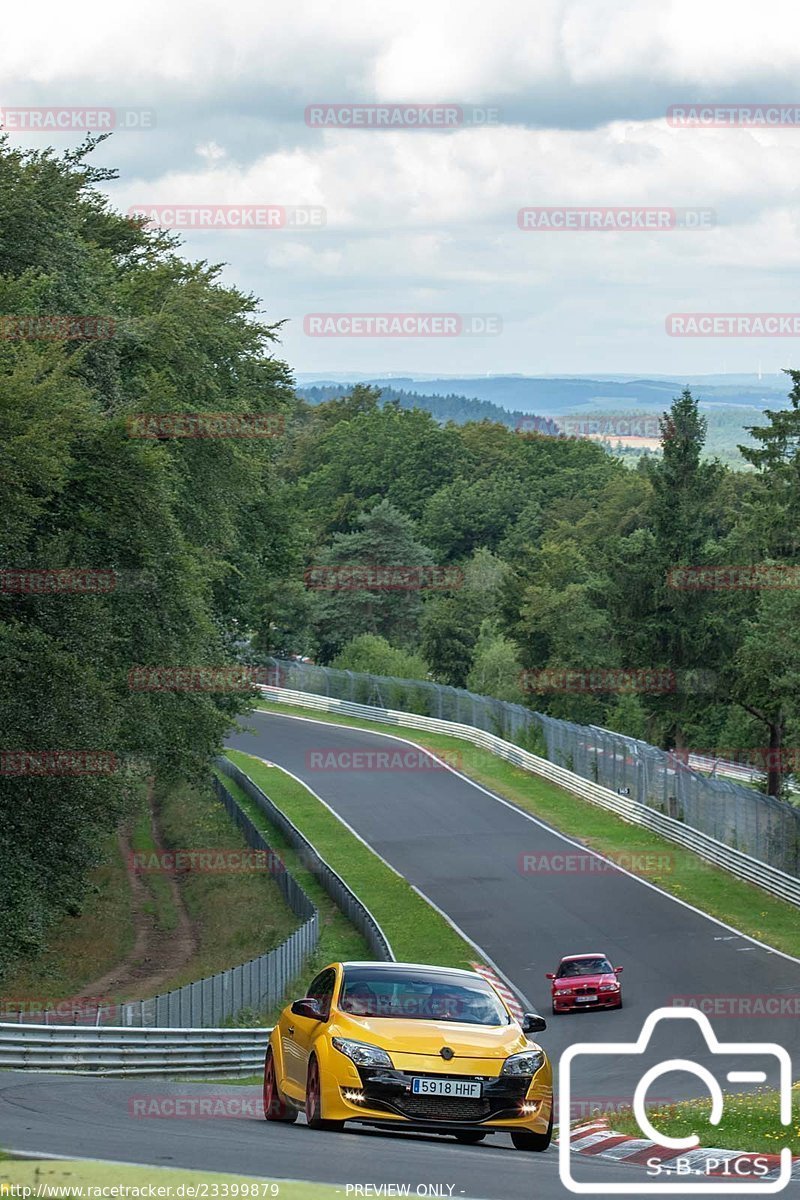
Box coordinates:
[284,967,336,1093]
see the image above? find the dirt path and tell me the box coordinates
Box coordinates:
[75,783,198,1004]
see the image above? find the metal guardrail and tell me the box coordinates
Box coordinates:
[0,1022,272,1076]
[688,752,799,794]
[217,757,395,962]
[258,686,800,910]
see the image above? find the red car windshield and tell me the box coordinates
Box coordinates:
[557,958,613,977]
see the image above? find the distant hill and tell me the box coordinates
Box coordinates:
[297,374,788,415]
[295,381,772,467]
[296,384,561,434]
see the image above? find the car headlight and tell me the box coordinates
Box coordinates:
[599,982,620,991]
[332,1037,393,1068]
[501,1049,545,1076]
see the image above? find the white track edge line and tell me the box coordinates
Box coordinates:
[244,757,536,1014]
[246,706,800,966]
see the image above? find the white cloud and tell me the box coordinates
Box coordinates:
[7,0,800,372]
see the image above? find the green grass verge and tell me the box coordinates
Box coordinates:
[0,826,136,1002]
[222,750,478,970]
[0,778,301,1005]
[210,768,372,1023]
[253,699,800,960]
[0,1157,336,1198]
[606,1084,800,1154]
[131,787,178,935]
[151,778,299,993]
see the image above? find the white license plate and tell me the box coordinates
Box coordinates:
[411,1077,482,1098]
[576,995,597,1003]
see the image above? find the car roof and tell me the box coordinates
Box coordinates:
[560,952,608,960]
[340,961,482,978]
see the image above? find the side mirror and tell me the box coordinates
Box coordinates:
[614,966,624,974]
[521,1012,547,1035]
[545,973,555,980]
[290,997,324,1020]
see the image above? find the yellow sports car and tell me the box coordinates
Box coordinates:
[263,960,553,1151]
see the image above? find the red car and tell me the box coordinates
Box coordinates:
[546,953,623,1014]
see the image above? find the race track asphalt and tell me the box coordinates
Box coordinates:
[3,707,799,1197]
[226,711,800,1081]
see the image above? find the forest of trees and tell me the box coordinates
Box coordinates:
[297,384,768,466]
[2,136,800,978]
[269,384,800,794]
[297,383,562,434]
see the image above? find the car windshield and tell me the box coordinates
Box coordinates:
[339,967,510,1025]
[557,958,613,977]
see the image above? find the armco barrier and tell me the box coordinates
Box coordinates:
[258,657,800,877]
[0,1023,270,1076]
[216,757,394,962]
[257,686,800,909]
[688,752,799,794]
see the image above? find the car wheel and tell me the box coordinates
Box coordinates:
[305,1055,344,1131]
[454,1131,486,1144]
[511,1111,553,1152]
[263,1048,297,1122]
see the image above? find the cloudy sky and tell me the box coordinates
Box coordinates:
[5,0,800,378]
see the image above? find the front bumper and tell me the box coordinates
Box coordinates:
[332,1065,550,1132]
[553,990,621,1011]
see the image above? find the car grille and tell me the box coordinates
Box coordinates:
[394,1095,492,1122]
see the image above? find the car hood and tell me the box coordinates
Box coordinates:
[553,973,616,988]
[331,1014,532,1059]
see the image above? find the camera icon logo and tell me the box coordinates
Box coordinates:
[559,1007,792,1194]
